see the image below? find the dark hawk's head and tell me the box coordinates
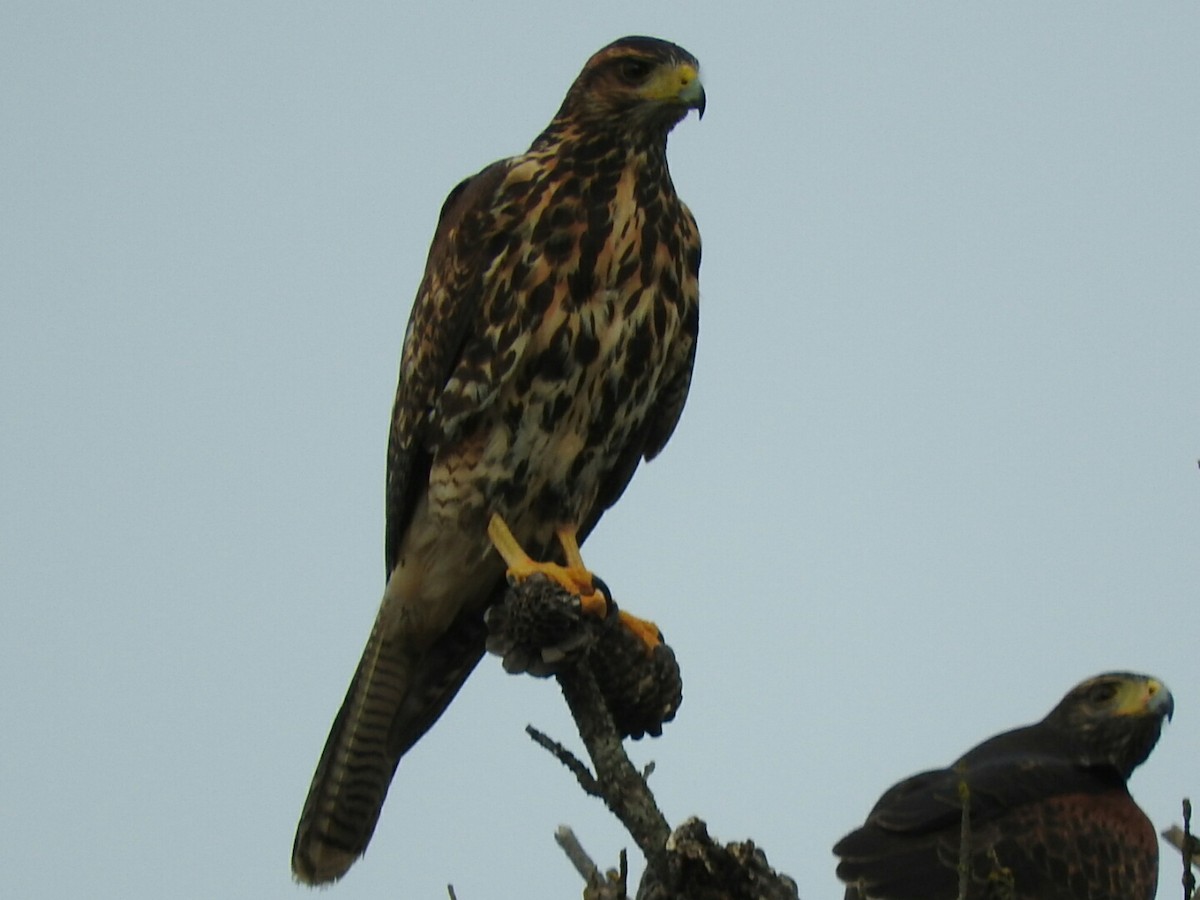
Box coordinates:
[553,36,705,136]
[1041,671,1173,778]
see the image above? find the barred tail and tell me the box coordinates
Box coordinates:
[291,615,412,884]
[291,598,488,884]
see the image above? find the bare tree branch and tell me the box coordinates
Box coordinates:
[1162,797,1200,900]
[555,658,672,867]
[488,576,798,899]
[554,827,628,900]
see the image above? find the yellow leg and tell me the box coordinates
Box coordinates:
[487,513,537,572]
[554,524,587,572]
[487,514,607,612]
[487,513,660,652]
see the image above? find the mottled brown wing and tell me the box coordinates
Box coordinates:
[384,160,508,574]
[642,211,700,462]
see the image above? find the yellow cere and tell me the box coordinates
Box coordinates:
[642,63,701,103]
[1115,677,1162,716]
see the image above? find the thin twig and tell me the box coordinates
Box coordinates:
[555,825,601,882]
[527,725,602,796]
[1187,798,1196,900]
[956,765,970,900]
[1161,809,1200,900]
[554,826,628,899]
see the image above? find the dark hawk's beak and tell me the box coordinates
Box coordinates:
[1152,683,1175,721]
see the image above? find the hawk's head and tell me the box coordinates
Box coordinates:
[1043,671,1173,777]
[555,36,705,136]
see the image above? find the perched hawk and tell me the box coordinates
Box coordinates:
[293,36,704,884]
[834,672,1172,900]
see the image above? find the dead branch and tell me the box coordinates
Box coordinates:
[487,575,798,899]
[1162,797,1199,900]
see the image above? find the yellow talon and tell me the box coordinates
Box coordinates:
[618,609,663,654]
[487,513,661,655]
[487,513,606,605]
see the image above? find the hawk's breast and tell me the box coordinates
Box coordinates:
[439,155,697,554]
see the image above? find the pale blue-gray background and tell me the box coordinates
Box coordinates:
[2,3,1197,897]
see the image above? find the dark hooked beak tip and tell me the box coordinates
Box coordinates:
[694,86,706,120]
[1150,683,1175,722]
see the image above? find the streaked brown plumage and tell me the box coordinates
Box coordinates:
[834,672,1172,900]
[292,36,704,884]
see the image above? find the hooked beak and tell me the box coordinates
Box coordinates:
[642,61,706,120]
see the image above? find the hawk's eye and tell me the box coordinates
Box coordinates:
[617,59,653,85]
[1088,682,1119,704]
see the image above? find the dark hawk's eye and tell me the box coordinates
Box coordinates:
[617,58,654,85]
[1088,682,1119,705]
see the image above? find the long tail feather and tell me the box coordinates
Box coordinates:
[292,605,488,884]
[292,616,412,884]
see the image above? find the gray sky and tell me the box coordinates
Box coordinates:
[3,3,1197,898]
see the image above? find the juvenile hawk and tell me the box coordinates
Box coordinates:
[293,36,704,884]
